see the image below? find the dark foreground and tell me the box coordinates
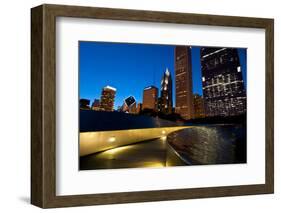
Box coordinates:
[80,125,246,170]
[80,137,173,170]
[167,125,246,165]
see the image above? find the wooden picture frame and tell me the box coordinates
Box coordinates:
[31,4,274,208]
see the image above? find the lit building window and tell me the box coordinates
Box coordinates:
[237,66,241,72]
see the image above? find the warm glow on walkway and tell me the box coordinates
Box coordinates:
[80,126,190,156]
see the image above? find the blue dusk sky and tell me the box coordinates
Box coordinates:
[79,41,247,109]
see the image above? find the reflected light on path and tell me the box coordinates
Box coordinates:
[161,136,167,140]
[93,144,166,168]
[102,146,130,155]
[144,162,165,168]
[100,145,166,168]
[80,126,190,156]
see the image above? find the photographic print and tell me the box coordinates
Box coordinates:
[31,5,274,207]
[79,41,247,170]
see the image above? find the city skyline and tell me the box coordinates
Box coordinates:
[79,42,248,170]
[79,41,246,110]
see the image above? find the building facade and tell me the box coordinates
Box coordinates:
[137,103,142,114]
[193,94,205,119]
[91,99,100,111]
[200,47,246,117]
[99,86,116,111]
[175,46,194,120]
[157,97,161,112]
[159,68,173,114]
[142,86,158,111]
[122,96,137,114]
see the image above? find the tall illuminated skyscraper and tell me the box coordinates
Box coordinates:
[200,47,246,116]
[159,68,173,114]
[142,86,158,111]
[99,86,116,111]
[175,46,194,120]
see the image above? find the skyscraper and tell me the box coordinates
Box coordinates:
[99,86,116,111]
[175,46,194,120]
[122,96,137,114]
[200,47,246,116]
[159,68,173,114]
[142,86,158,111]
[157,97,162,112]
[91,99,100,111]
[193,94,205,118]
[137,103,142,114]
[129,103,137,114]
